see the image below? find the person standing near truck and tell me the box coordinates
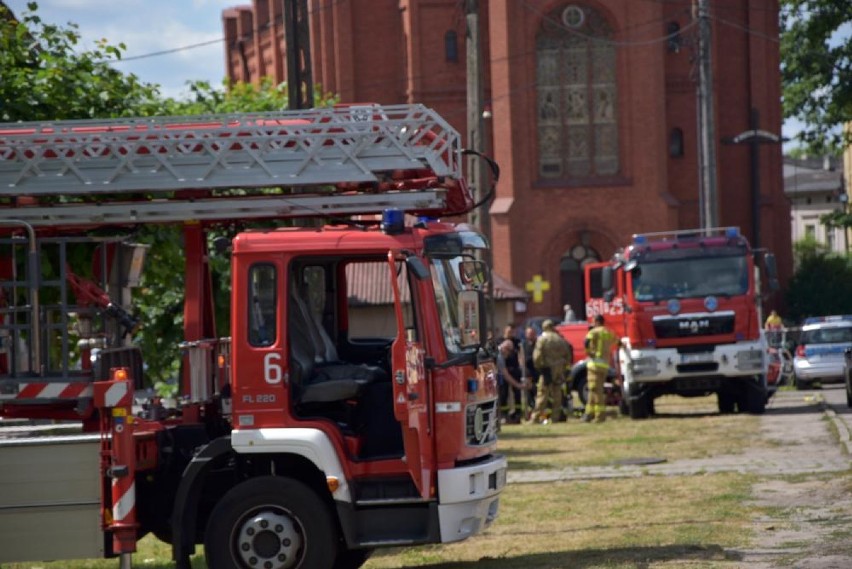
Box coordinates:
[583,314,618,423]
[520,326,540,415]
[530,320,572,424]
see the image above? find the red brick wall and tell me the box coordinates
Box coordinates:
[223,0,791,317]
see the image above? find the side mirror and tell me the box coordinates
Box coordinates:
[457,289,486,348]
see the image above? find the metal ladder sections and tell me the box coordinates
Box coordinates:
[0,104,467,227]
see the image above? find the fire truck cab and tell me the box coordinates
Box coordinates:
[0,104,506,569]
[589,227,778,419]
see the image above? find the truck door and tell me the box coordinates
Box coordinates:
[386,251,434,500]
[584,261,623,320]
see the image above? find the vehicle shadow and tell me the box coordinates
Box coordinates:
[400,543,735,568]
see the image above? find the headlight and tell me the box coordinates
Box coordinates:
[629,356,659,376]
[735,349,764,371]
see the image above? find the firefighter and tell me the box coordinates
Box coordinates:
[529,320,572,424]
[582,314,618,423]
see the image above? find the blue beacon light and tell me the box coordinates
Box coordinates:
[381,208,405,235]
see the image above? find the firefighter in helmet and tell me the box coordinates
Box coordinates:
[582,314,618,423]
[529,319,572,424]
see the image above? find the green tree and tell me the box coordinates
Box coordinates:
[0,2,164,120]
[1,2,338,385]
[785,238,852,321]
[780,0,852,153]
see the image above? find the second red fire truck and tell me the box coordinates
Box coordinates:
[558,227,778,419]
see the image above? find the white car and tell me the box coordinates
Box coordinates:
[793,315,852,389]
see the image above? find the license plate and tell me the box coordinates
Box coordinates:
[681,352,714,364]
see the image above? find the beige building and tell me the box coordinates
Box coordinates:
[784,155,847,255]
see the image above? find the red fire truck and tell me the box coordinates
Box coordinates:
[0,104,506,569]
[559,227,778,419]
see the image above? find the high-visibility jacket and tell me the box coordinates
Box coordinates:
[585,325,617,371]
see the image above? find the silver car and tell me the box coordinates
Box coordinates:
[794,316,852,389]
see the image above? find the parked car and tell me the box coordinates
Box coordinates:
[793,315,852,389]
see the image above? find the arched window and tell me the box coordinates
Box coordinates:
[559,243,600,320]
[536,5,619,180]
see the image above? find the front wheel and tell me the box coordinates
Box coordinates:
[742,378,767,415]
[627,384,651,420]
[846,378,852,408]
[573,372,589,406]
[205,476,338,569]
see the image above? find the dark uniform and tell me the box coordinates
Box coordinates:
[530,320,572,423]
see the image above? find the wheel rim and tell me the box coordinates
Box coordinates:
[234,509,304,569]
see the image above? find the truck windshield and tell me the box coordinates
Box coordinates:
[429,257,471,354]
[424,230,489,355]
[631,253,749,302]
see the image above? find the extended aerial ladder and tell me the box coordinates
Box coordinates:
[0,103,477,417]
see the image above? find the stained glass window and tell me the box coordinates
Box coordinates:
[536,5,619,179]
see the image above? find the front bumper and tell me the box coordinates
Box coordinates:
[793,359,845,383]
[621,340,766,385]
[436,453,507,543]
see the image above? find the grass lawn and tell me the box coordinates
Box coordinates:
[2,396,778,569]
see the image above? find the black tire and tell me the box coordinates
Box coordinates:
[846,379,852,408]
[718,390,736,414]
[204,476,338,569]
[795,374,810,390]
[743,379,767,415]
[627,384,650,420]
[618,388,629,416]
[335,548,373,569]
[574,372,589,406]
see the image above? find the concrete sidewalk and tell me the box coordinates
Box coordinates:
[508,389,852,484]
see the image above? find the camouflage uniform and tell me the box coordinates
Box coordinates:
[584,322,618,422]
[530,320,572,423]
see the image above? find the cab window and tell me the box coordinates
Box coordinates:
[248,264,277,347]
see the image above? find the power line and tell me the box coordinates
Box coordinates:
[110,37,224,63]
[96,0,345,65]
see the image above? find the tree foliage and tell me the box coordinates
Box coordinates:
[0,2,164,121]
[785,238,852,321]
[780,0,852,153]
[1,2,338,385]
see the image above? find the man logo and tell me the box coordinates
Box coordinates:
[679,319,710,333]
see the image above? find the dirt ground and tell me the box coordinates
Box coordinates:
[510,389,852,567]
[723,391,852,568]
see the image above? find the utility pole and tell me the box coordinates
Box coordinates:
[695,0,718,229]
[464,0,495,330]
[465,0,490,242]
[284,0,313,109]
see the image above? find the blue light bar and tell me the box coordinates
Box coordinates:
[725,227,740,238]
[803,315,852,325]
[633,234,647,245]
[381,208,405,235]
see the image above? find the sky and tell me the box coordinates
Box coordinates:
[4,0,236,100]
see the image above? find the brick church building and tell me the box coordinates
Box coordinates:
[222,0,791,320]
